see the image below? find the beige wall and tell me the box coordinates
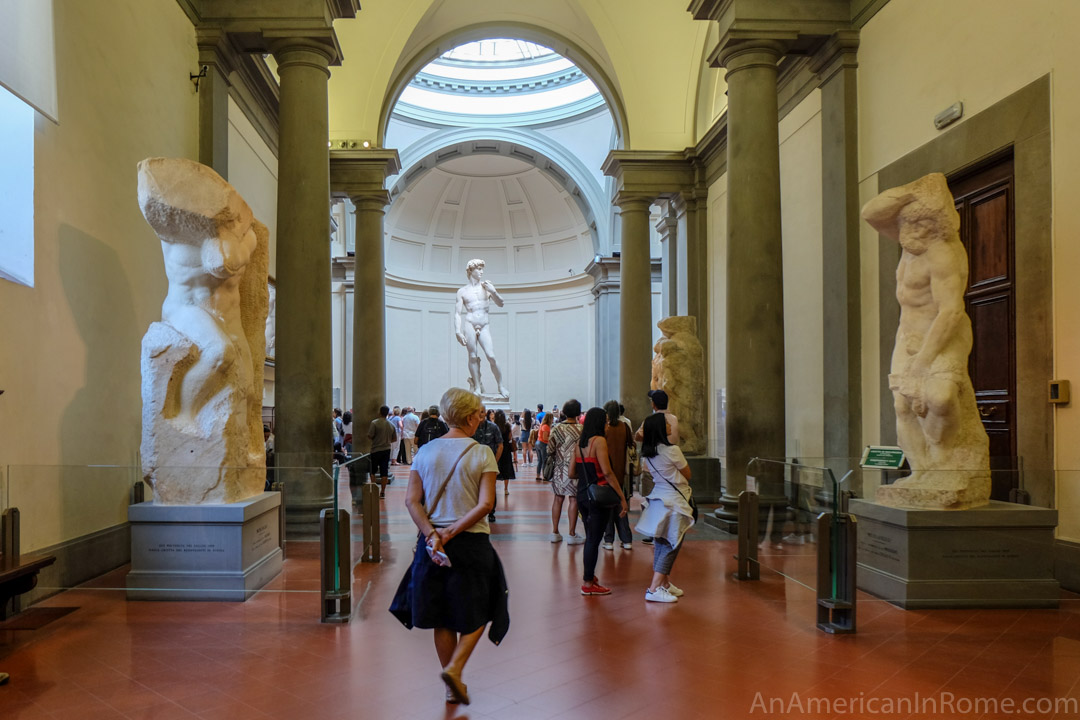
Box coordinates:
[859,0,1080,540]
[227,97,279,277]
[0,0,199,550]
[779,90,825,460]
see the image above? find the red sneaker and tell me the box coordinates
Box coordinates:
[580,581,611,596]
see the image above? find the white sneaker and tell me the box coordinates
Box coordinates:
[549,533,563,543]
[620,542,633,550]
[566,535,585,545]
[663,582,684,597]
[646,586,678,603]
[602,542,614,551]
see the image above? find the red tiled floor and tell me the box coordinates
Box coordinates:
[3,463,1080,719]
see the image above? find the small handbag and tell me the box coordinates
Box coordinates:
[542,453,556,481]
[627,440,641,478]
[579,445,621,507]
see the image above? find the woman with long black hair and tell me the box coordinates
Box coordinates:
[635,412,694,603]
[569,407,629,596]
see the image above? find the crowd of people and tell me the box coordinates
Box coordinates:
[381,386,696,706]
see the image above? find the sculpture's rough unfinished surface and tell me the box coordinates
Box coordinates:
[138,157,268,504]
[651,316,705,455]
[862,172,990,510]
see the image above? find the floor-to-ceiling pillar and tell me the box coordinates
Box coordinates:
[721,42,787,492]
[195,28,231,177]
[586,257,622,406]
[350,194,389,445]
[616,193,655,426]
[657,203,678,318]
[271,37,335,526]
[813,32,862,462]
[329,150,400,451]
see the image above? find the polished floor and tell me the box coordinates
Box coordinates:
[2,461,1080,719]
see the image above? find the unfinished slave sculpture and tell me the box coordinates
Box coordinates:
[138,157,269,504]
[650,316,705,455]
[862,172,990,510]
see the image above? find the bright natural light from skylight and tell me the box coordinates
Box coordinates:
[396,38,603,120]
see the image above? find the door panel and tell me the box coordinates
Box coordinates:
[950,155,1017,501]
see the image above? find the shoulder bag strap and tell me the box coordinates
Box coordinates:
[645,454,691,505]
[425,440,477,517]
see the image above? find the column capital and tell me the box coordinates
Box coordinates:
[716,39,788,75]
[603,150,698,200]
[808,30,860,84]
[269,35,338,75]
[612,191,654,213]
[330,149,401,207]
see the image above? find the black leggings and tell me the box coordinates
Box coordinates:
[577,491,611,583]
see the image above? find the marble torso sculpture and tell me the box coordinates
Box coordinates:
[862,172,990,510]
[455,259,509,399]
[138,157,269,504]
[650,316,705,455]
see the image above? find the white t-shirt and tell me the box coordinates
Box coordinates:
[511,422,521,441]
[402,412,420,438]
[642,444,689,502]
[412,438,498,534]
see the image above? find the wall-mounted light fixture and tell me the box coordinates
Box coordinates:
[190,65,208,92]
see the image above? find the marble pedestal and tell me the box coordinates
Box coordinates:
[127,492,282,601]
[849,499,1059,609]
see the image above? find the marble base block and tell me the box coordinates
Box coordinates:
[126,492,282,601]
[849,499,1059,609]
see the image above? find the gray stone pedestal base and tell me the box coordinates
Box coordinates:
[127,492,283,601]
[849,499,1059,609]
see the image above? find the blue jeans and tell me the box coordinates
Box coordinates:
[535,442,548,477]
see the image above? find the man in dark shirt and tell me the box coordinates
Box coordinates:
[415,405,450,449]
[367,405,397,498]
[472,405,503,521]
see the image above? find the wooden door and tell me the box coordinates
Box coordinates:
[950,156,1017,501]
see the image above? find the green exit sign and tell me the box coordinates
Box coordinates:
[861,446,906,469]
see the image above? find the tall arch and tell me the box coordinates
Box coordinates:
[377,22,630,149]
[391,126,612,255]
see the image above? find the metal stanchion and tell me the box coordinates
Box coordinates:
[360,482,381,563]
[736,490,760,580]
[320,506,352,623]
[816,510,857,634]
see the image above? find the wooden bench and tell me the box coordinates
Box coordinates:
[1,508,56,621]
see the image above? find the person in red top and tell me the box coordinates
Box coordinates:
[568,407,629,596]
[535,414,553,481]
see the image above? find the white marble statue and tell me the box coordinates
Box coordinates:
[138,157,269,504]
[862,172,990,510]
[265,281,276,360]
[455,259,509,398]
[650,316,705,455]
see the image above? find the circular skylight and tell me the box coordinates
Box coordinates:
[441,40,555,65]
[394,38,605,124]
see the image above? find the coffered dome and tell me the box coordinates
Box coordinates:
[385,153,595,289]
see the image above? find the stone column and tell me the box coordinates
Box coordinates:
[195,28,232,177]
[656,203,679,317]
[813,32,862,462]
[720,42,787,492]
[349,193,390,449]
[330,150,400,451]
[271,38,335,527]
[615,192,655,426]
[587,257,622,405]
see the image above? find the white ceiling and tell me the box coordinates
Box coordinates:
[385,152,595,288]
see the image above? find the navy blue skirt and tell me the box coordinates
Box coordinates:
[389,532,510,644]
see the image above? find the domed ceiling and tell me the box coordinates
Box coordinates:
[385,153,595,288]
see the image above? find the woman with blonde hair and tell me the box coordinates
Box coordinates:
[390,387,509,706]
